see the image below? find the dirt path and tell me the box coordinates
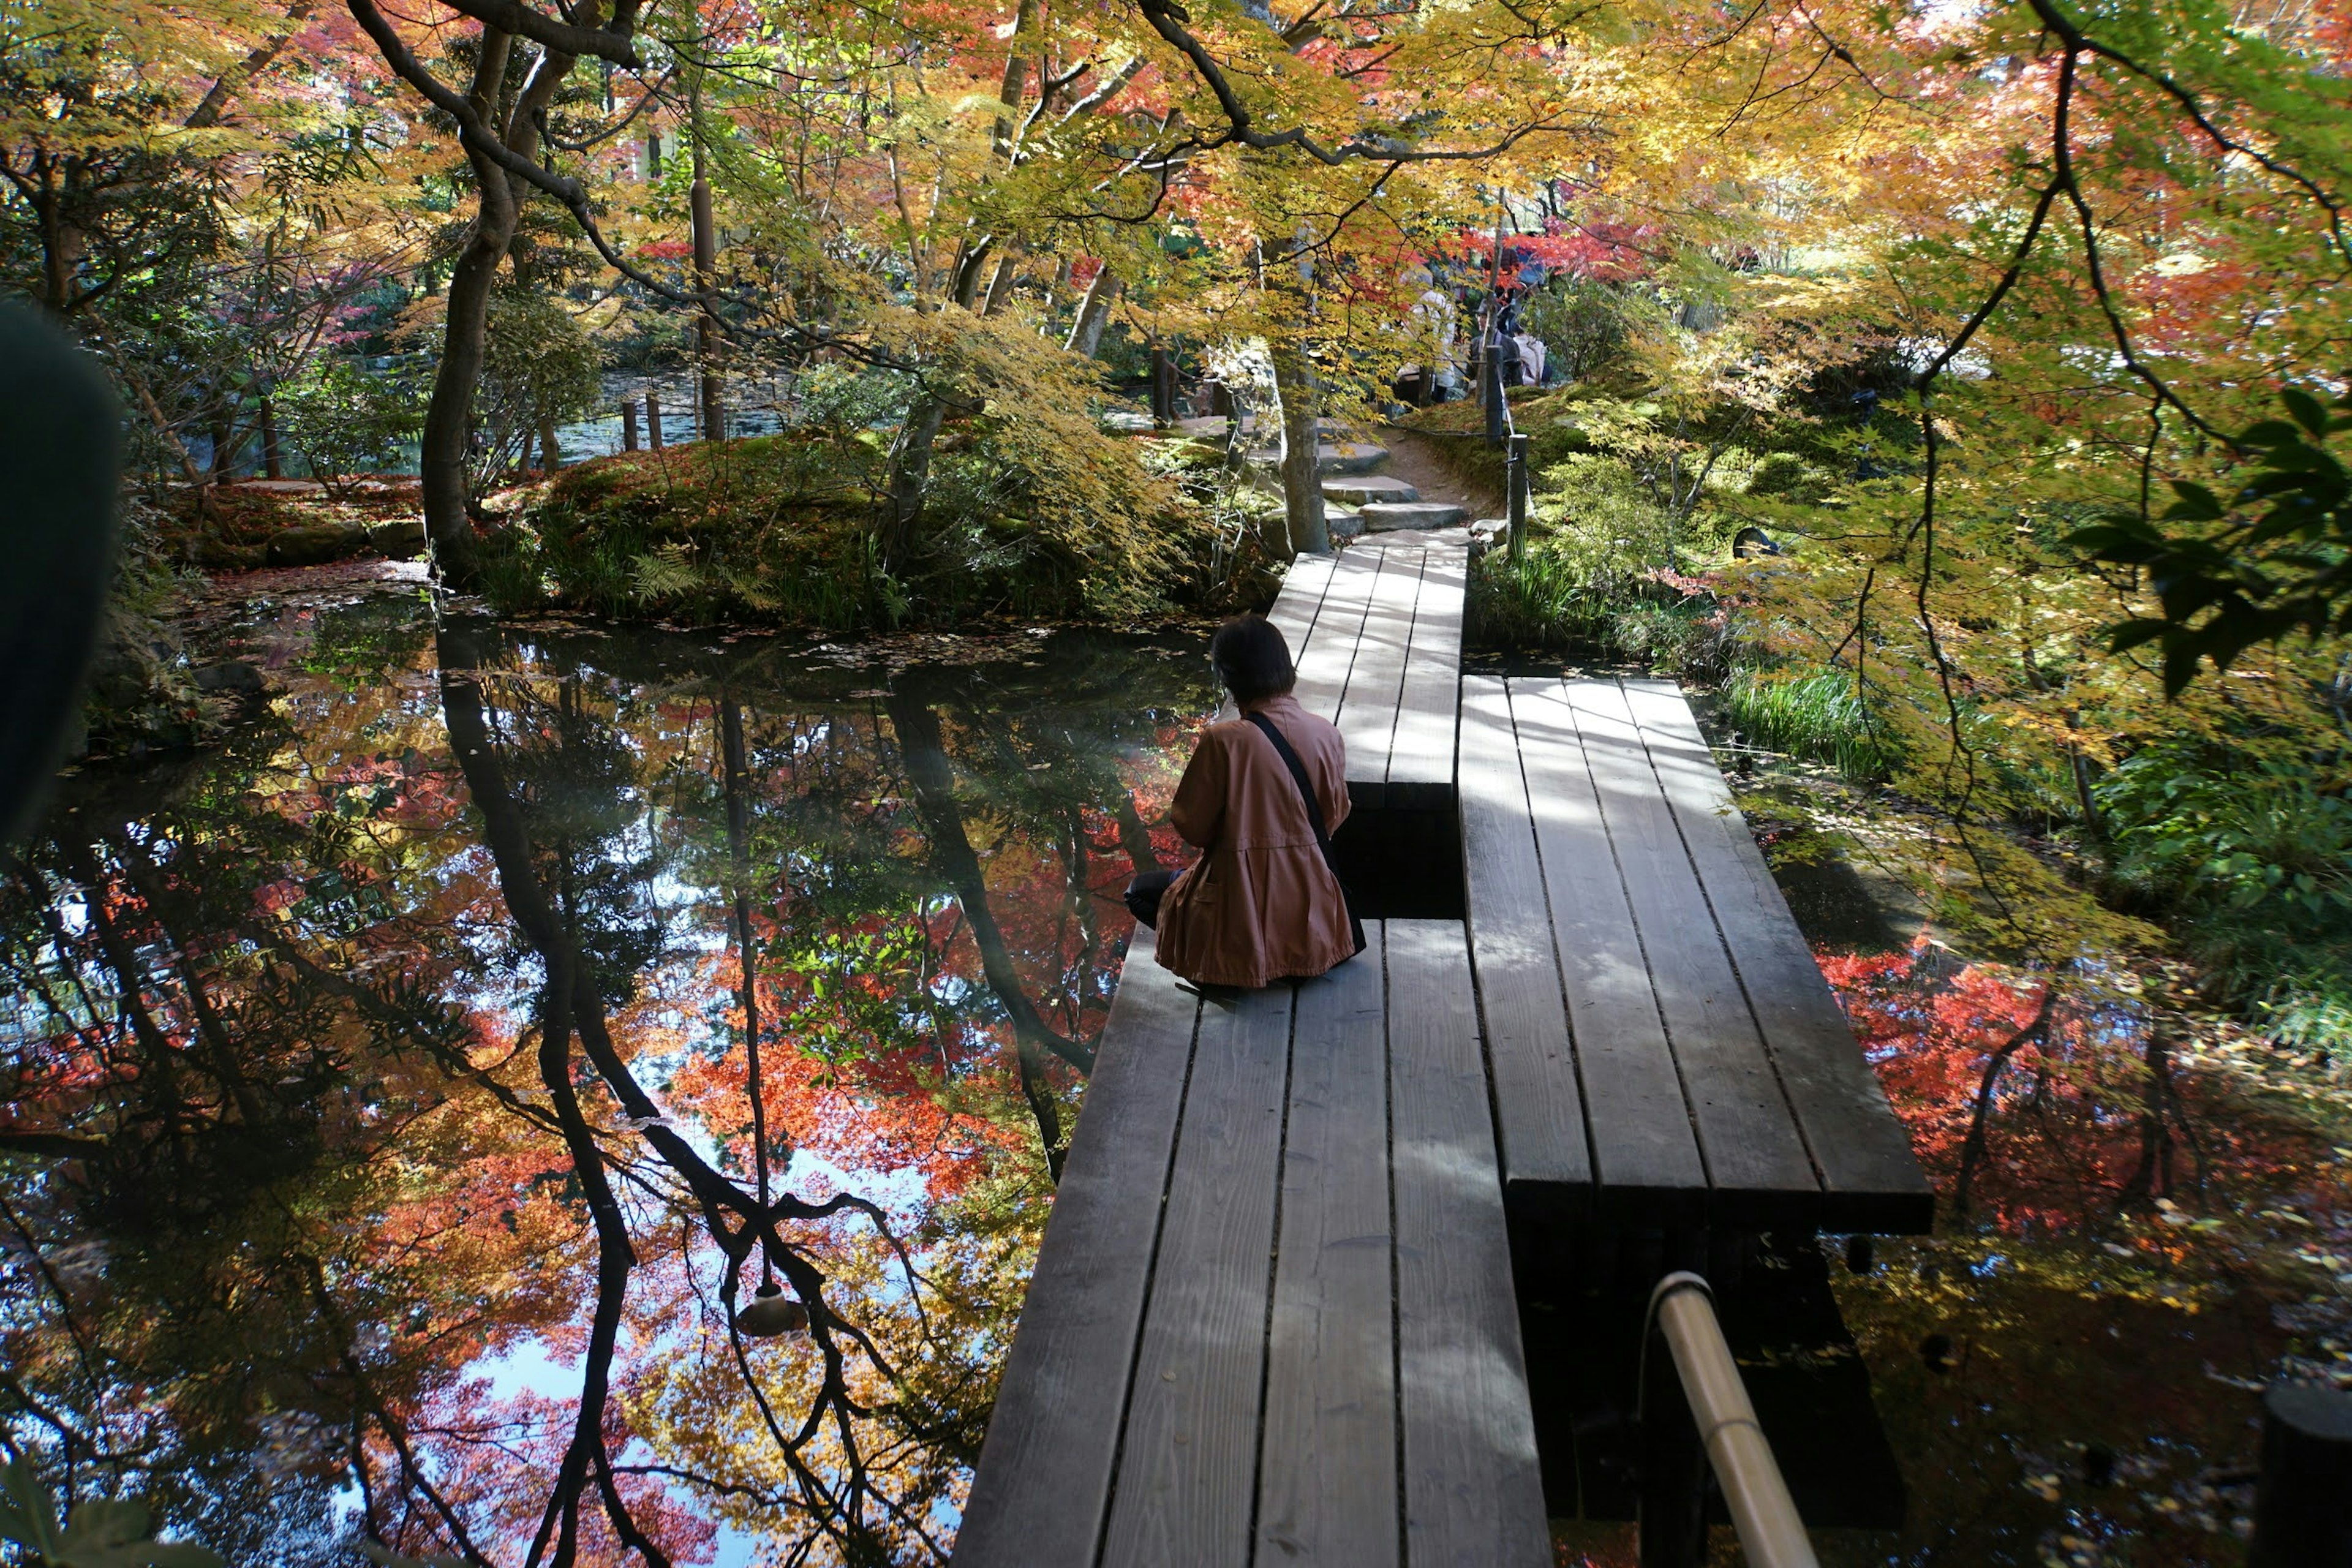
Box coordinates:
[1376,427,1505,519]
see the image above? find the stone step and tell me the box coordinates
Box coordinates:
[1323,475,1421,506]
[1242,440,1390,476]
[1316,441,1389,475]
[1358,501,1468,532]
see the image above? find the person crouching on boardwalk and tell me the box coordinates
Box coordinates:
[1124,615,1364,990]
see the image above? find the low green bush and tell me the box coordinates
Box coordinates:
[2098,743,2352,1044]
[494,421,1232,630]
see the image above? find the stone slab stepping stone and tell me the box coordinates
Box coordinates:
[1323,475,1421,505]
[1358,501,1468,531]
[1173,415,1246,437]
[1240,440,1391,475]
[1317,441,1389,475]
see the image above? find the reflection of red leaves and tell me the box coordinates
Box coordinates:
[1822,943,2331,1237]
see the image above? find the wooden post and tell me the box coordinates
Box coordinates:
[622,401,639,452]
[1482,318,1505,448]
[1639,1301,1710,1568]
[1150,347,1175,426]
[1507,432,1529,565]
[2252,1383,2352,1567]
[646,391,665,450]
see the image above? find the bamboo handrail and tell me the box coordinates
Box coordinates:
[1640,1272,1821,1568]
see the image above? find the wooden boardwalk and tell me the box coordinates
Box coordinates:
[952,923,1549,1567]
[952,533,1929,1566]
[1461,675,1933,1235]
[1255,529,1466,809]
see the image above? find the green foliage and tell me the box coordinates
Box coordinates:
[272,357,423,497]
[793,361,916,433]
[1717,668,1896,779]
[2098,741,2352,1039]
[498,433,882,623]
[499,420,1217,630]
[0,1460,220,1568]
[2073,388,2352,695]
[1468,541,1730,676]
[475,287,601,484]
[1743,448,1836,504]
[1515,279,1639,384]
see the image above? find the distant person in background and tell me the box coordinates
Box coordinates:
[1411,282,1463,401]
[1125,617,1362,990]
[1513,330,1547,386]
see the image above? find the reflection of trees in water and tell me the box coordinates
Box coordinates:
[0,617,1210,1564]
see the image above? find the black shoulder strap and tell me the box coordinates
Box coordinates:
[1244,710,1368,959]
[1243,712,1334,856]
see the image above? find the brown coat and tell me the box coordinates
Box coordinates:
[1153,694,1357,989]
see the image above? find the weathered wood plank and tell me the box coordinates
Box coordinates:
[952,927,1202,1567]
[1291,547,1381,724]
[1266,549,1338,663]
[1098,982,1296,1568]
[1561,679,1818,1224]
[1389,918,1553,1567]
[1335,547,1424,781]
[1508,676,1708,1221]
[1254,930,1397,1567]
[1619,677,1934,1234]
[1387,538,1464,789]
[1458,677,1591,1208]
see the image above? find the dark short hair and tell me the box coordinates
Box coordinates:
[1210,616,1296,705]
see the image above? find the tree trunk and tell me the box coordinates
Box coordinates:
[1270,341,1330,557]
[884,235,1000,581]
[690,113,724,442]
[419,200,511,582]
[1064,267,1120,357]
[539,417,561,472]
[258,390,283,479]
[417,32,519,588]
[881,394,948,578]
[418,21,585,588]
[982,251,1019,316]
[209,408,238,483]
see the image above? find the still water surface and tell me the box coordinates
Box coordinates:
[3,582,1211,1565]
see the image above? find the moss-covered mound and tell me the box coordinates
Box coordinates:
[498,427,1231,629]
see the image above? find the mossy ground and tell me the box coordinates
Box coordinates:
[163,481,421,570]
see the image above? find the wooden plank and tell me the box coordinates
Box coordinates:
[952,927,1202,1567]
[1098,982,1296,1568]
[1458,677,1591,1209]
[1387,538,1465,790]
[1291,546,1380,724]
[1217,554,1336,725]
[1508,677,1708,1221]
[1335,546,1423,782]
[1619,677,1934,1234]
[1559,679,1818,1225]
[1266,549,1338,665]
[1254,929,1397,1567]
[1388,919,1553,1567]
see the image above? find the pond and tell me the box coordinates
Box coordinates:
[1,583,1215,1566]
[5,582,2348,1568]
